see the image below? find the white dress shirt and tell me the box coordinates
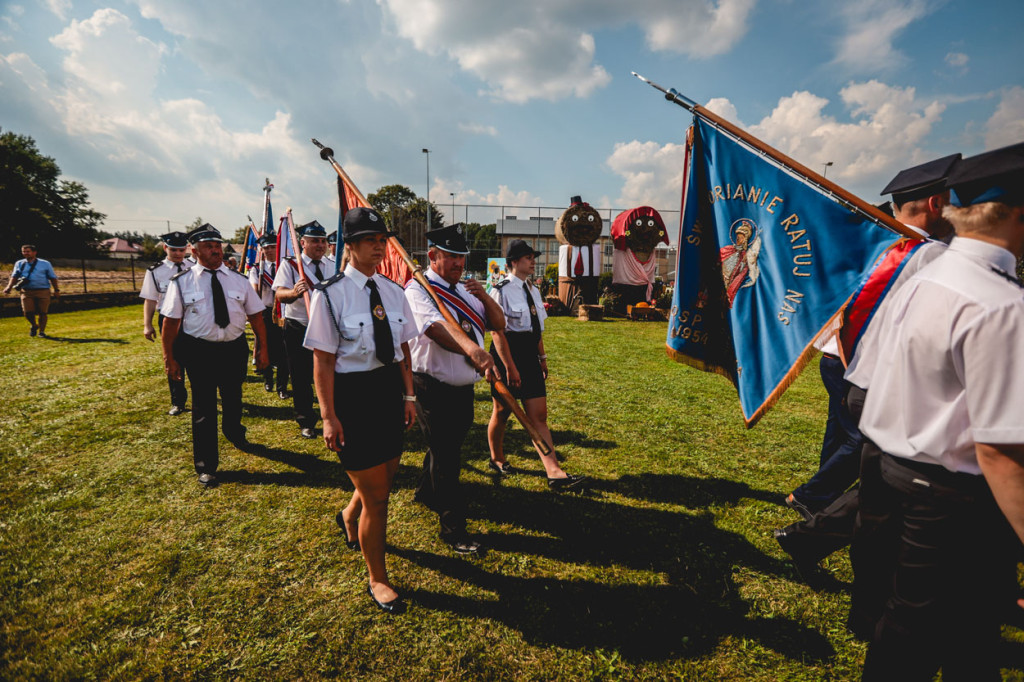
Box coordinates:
[139,259,187,307]
[161,263,264,342]
[248,260,277,308]
[405,268,488,386]
[849,237,1024,474]
[558,243,600,277]
[272,253,328,325]
[490,273,546,334]
[304,265,419,373]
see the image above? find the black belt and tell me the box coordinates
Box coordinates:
[881,452,987,494]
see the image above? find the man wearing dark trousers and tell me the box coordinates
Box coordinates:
[775,155,959,585]
[848,143,1024,679]
[248,233,289,398]
[141,231,191,416]
[273,221,329,439]
[405,224,505,554]
[161,224,268,488]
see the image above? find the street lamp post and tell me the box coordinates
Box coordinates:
[823,161,833,179]
[422,148,431,231]
[450,192,455,225]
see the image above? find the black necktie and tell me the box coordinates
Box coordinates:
[208,269,229,328]
[175,262,183,273]
[367,280,394,364]
[312,260,324,281]
[524,282,541,337]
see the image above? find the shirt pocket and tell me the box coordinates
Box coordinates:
[226,288,246,315]
[182,288,207,317]
[340,312,372,354]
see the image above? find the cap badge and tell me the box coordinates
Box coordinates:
[369,213,378,222]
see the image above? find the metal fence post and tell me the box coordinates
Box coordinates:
[130,255,136,290]
[81,258,87,293]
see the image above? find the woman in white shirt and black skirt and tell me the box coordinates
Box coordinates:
[487,239,585,491]
[305,207,419,614]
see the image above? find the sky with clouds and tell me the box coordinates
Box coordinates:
[1,0,1022,236]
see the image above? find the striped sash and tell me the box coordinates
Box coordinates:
[428,282,486,340]
[840,238,927,360]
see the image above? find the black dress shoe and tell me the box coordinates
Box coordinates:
[335,510,360,551]
[264,382,274,392]
[278,391,290,400]
[300,427,316,439]
[773,527,820,580]
[488,460,515,475]
[168,405,185,416]
[548,473,587,492]
[446,536,483,555]
[197,473,217,488]
[366,583,405,614]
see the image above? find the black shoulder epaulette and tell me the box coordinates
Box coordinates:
[314,272,345,291]
[495,279,510,289]
[170,268,191,282]
[991,266,1024,288]
[147,261,163,272]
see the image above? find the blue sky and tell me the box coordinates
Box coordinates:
[2,0,1022,236]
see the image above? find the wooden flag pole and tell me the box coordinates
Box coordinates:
[311,138,554,457]
[632,72,921,240]
[285,209,311,315]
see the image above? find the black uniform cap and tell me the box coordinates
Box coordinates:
[160,231,189,248]
[186,224,225,244]
[881,153,961,206]
[257,233,276,247]
[342,207,395,244]
[505,238,541,266]
[298,221,328,238]
[426,223,470,255]
[327,230,338,245]
[947,141,1024,207]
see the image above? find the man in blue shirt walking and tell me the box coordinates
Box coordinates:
[4,244,60,337]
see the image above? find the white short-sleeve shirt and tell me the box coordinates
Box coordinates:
[490,273,546,334]
[851,237,1024,474]
[272,253,328,325]
[248,260,277,308]
[405,268,487,386]
[303,265,418,373]
[140,259,187,307]
[160,263,264,342]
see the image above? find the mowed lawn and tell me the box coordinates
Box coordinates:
[1,306,1021,680]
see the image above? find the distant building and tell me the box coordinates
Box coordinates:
[98,237,143,260]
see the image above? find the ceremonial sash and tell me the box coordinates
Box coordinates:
[286,257,317,289]
[430,284,486,340]
[839,237,927,360]
[260,264,275,289]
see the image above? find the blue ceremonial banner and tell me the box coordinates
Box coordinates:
[242,225,258,273]
[667,117,899,426]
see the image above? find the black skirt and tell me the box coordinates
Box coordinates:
[332,362,405,471]
[490,331,546,401]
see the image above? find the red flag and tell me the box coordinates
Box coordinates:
[337,175,412,285]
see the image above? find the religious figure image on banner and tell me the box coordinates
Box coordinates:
[719,218,761,307]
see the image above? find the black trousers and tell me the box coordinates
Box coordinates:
[158,314,188,408]
[413,372,474,540]
[177,333,249,475]
[283,319,316,429]
[860,453,1017,681]
[260,308,289,392]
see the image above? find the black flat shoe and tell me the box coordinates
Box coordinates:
[197,473,217,488]
[278,391,290,400]
[488,460,515,475]
[367,583,405,614]
[168,405,185,416]
[335,511,360,551]
[264,382,274,392]
[548,473,587,492]
[300,427,316,439]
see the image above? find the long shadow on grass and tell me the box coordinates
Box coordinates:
[394,483,834,663]
[215,443,348,487]
[36,335,129,344]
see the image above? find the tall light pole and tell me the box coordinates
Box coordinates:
[422,148,431,231]
[823,161,833,179]
[450,192,455,225]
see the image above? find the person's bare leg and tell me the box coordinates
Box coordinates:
[348,457,400,603]
[487,400,512,465]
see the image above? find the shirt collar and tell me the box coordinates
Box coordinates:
[511,272,529,285]
[948,236,1019,274]
[344,264,369,289]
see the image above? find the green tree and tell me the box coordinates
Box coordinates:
[367,184,417,227]
[462,222,498,272]
[0,129,106,260]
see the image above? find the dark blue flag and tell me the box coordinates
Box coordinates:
[242,225,258,273]
[667,117,898,426]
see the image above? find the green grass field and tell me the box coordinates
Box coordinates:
[1,306,1020,680]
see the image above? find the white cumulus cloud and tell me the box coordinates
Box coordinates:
[377,0,757,103]
[984,86,1024,150]
[606,140,687,208]
[833,0,931,73]
[458,122,498,136]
